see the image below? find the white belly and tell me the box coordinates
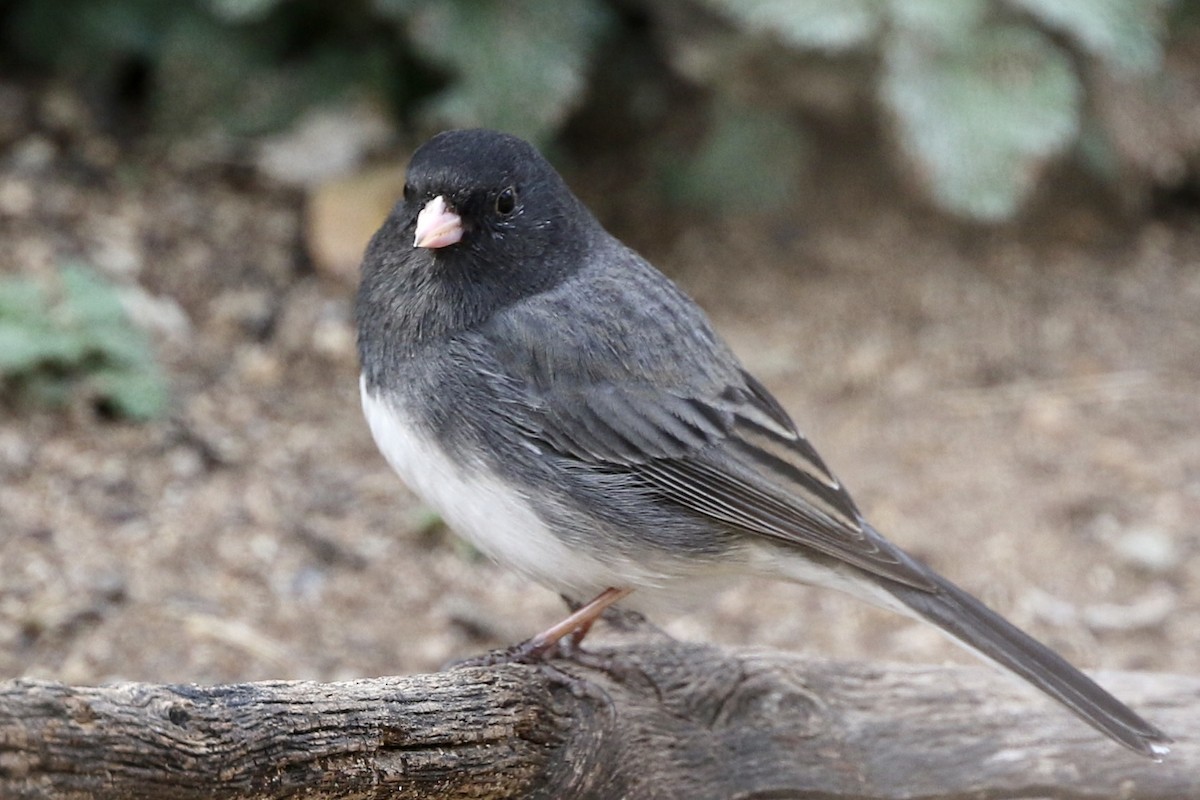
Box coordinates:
[361,375,637,597]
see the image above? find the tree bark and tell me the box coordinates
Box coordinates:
[0,632,1195,800]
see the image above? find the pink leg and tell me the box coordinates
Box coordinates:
[521,587,633,659]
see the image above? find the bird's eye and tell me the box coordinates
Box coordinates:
[403,182,415,203]
[495,186,517,216]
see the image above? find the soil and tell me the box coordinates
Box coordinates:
[1,84,1197,698]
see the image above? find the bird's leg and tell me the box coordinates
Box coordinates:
[514,586,634,660]
[561,592,651,634]
[450,587,632,669]
[545,589,650,687]
[449,587,648,699]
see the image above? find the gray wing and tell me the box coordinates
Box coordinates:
[477,253,1171,757]
[520,365,934,590]
[479,257,935,591]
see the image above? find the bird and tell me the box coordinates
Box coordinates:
[355,128,1171,759]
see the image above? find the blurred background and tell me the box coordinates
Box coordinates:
[0,0,1197,687]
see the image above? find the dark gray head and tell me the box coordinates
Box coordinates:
[357,129,597,366]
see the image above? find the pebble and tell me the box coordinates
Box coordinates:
[1022,587,1080,628]
[311,302,356,360]
[38,87,88,133]
[10,135,56,172]
[119,285,193,344]
[208,288,274,339]
[1083,585,1177,632]
[167,445,205,480]
[0,430,33,474]
[235,345,283,387]
[89,216,143,276]
[0,177,35,216]
[0,82,30,144]
[255,103,393,187]
[305,163,406,284]
[1105,525,1181,574]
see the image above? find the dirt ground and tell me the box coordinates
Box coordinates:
[1,87,1198,701]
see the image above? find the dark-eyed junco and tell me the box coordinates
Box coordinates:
[356,129,1170,758]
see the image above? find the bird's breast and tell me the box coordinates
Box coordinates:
[359,374,639,596]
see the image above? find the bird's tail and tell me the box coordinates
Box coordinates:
[885,558,1171,759]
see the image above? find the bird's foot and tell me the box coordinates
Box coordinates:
[447,587,643,699]
[551,633,642,685]
[448,636,612,700]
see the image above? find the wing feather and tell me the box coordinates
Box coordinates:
[517,368,934,590]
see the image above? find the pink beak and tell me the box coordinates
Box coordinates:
[413,195,464,249]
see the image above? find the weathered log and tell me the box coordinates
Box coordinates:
[0,632,1196,799]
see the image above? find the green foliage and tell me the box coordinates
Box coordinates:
[700,0,882,53]
[888,0,987,42]
[400,0,610,144]
[1009,0,1172,74]
[0,0,1183,221]
[662,98,807,212]
[701,0,1176,220]
[4,0,402,136]
[881,23,1080,220]
[0,266,168,420]
[0,0,608,144]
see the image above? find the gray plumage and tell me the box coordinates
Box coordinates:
[356,129,1170,759]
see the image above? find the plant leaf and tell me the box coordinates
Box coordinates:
[91,366,169,420]
[407,0,610,143]
[0,322,84,370]
[887,0,988,42]
[700,0,882,53]
[19,372,75,409]
[60,264,128,327]
[881,23,1081,221]
[663,99,806,212]
[0,277,49,323]
[1007,0,1172,74]
[206,0,285,23]
[0,264,168,420]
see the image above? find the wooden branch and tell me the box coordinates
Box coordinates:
[1,632,1196,800]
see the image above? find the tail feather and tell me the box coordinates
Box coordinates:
[888,567,1171,759]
